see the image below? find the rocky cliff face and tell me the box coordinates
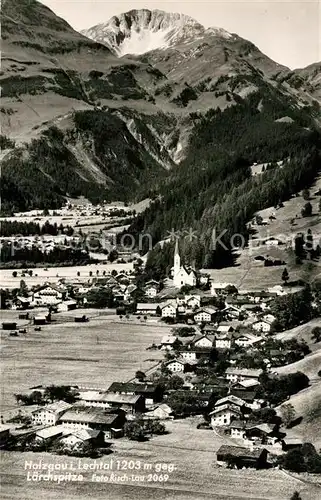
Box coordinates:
[82,9,213,56]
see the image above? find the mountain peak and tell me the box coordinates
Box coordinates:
[82,8,231,56]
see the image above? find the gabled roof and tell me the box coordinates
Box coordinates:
[60,407,120,425]
[136,303,159,310]
[215,395,246,408]
[36,425,65,439]
[107,382,157,395]
[209,404,242,416]
[67,428,101,441]
[217,445,265,459]
[32,401,72,415]
[225,368,263,378]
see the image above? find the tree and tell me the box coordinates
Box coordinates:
[280,403,296,428]
[86,287,113,308]
[302,188,310,200]
[290,492,302,500]
[124,421,146,441]
[301,202,312,217]
[44,385,79,403]
[135,370,146,382]
[282,268,289,285]
[311,326,321,343]
[145,419,166,436]
[12,271,17,278]
[19,279,28,297]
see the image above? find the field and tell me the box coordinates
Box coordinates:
[0,262,134,289]
[1,418,321,500]
[0,312,167,415]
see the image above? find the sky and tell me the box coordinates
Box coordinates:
[40,0,320,69]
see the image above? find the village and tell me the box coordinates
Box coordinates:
[1,236,321,476]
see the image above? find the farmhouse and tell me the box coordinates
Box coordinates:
[165,358,197,373]
[144,404,173,420]
[160,302,177,318]
[136,303,159,316]
[34,425,65,443]
[191,334,215,348]
[209,404,242,427]
[245,423,279,445]
[145,285,158,298]
[225,368,263,383]
[57,300,77,312]
[32,401,72,425]
[215,333,233,349]
[185,295,201,309]
[160,335,178,350]
[252,319,273,333]
[193,308,217,323]
[59,428,105,448]
[216,445,268,469]
[107,382,162,405]
[59,407,125,436]
[229,420,247,439]
[80,392,145,414]
[32,284,65,306]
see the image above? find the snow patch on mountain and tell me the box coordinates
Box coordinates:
[82,9,233,56]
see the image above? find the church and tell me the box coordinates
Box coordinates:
[172,240,197,289]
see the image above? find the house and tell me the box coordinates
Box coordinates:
[210,404,242,427]
[59,428,105,448]
[34,425,65,443]
[229,420,247,439]
[193,308,217,324]
[211,282,234,296]
[16,296,31,309]
[225,368,263,383]
[144,403,173,420]
[191,334,215,349]
[232,379,260,390]
[80,392,145,414]
[282,438,304,451]
[32,284,65,306]
[252,319,273,333]
[160,335,178,350]
[224,305,243,320]
[245,423,279,444]
[172,240,197,288]
[216,445,268,469]
[215,333,233,349]
[145,285,158,298]
[57,300,77,312]
[185,295,201,309]
[217,324,234,334]
[33,314,49,325]
[160,302,177,318]
[165,358,197,373]
[59,407,125,436]
[136,303,159,316]
[234,332,262,348]
[32,401,72,425]
[214,395,247,409]
[107,382,163,406]
[180,350,198,361]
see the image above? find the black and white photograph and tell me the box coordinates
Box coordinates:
[0,0,321,498]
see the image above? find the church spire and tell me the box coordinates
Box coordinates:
[174,238,180,275]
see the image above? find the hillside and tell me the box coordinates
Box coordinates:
[1,3,321,271]
[276,343,321,448]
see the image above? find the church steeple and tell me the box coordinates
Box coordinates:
[174,239,181,275]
